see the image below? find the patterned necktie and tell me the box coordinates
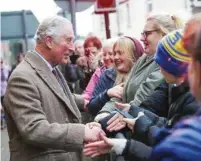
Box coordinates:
[52,68,65,90]
[1,68,6,81]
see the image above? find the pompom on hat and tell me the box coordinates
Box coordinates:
[154,29,191,77]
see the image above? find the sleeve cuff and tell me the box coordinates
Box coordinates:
[111,139,127,155]
[100,90,110,103]
[73,94,85,111]
[65,123,85,149]
[122,139,130,156]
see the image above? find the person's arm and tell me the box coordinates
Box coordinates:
[83,68,101,101]
[72,94,85,112]
[149,116,201,161]
[122,139,152,161]
[128,105,167,145]
[84,134,152,161]
[94,98,122,122]
[131,68,164,106]
[88,71,114,116]
[138,82,169,117]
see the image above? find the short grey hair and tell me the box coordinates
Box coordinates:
[102,38,117,49]
[74,40,84,47]
[34,16,72,42]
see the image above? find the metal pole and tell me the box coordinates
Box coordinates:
[22,10,28,51]
[116,7,121,36]
[104,12,111,39]
[70,0,77,37]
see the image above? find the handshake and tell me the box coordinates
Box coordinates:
[84,122,105,143]
[83,108,145,158]
[83,122,115,157]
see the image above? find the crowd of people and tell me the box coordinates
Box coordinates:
[1,12,201,161]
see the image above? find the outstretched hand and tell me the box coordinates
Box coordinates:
[106,113,126,132]
[83,133,113,157]
[122,112,144,132]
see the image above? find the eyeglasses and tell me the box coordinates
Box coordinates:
[141,29,160,39]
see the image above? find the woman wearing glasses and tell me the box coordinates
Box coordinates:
[125,13,183,106]
[149,13,201,161]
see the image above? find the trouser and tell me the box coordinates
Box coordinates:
[1,96,6,129]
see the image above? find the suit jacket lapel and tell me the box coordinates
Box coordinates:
[55,67,79,118]
[25,51,78,119]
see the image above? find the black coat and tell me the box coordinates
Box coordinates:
[104,82,200,161]
[129,81,200,146]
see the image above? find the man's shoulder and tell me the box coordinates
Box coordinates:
[9,60,36,81]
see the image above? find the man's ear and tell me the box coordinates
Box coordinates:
[44,36,53,49]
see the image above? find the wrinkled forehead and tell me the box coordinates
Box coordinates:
[60,23,74,38]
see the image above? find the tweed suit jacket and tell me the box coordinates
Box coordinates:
[3,51,85,161]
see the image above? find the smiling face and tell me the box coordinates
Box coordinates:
[75,42,84,56]
[113,40,134,73]
[102,46,114,68]
[47,24,74,66]
[140,20,164,55]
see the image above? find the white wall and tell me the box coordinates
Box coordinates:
[92,0,191,40]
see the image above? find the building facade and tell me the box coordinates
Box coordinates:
[92,0,192,39]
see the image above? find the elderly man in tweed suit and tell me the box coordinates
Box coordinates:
[3,16,104,161]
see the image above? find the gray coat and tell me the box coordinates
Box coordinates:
[3,51,85,161]
[99,54,164,113]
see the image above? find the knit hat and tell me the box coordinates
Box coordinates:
[154,29,191,77]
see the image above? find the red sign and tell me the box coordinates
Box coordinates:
[95,0,117,12]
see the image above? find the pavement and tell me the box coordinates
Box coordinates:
[1,129,10,161]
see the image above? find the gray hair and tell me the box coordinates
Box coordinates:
[74,40,84,47]
[147,13,184,35]
[102,38,117,49]
[34,16,72,42]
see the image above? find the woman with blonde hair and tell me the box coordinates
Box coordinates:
[88,36,143,116]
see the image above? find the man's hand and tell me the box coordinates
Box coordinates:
[83,133,113,157]
[107,83,124,99]
[84,122,105,143]
[86,122,102,129]
[106,113,126,132]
